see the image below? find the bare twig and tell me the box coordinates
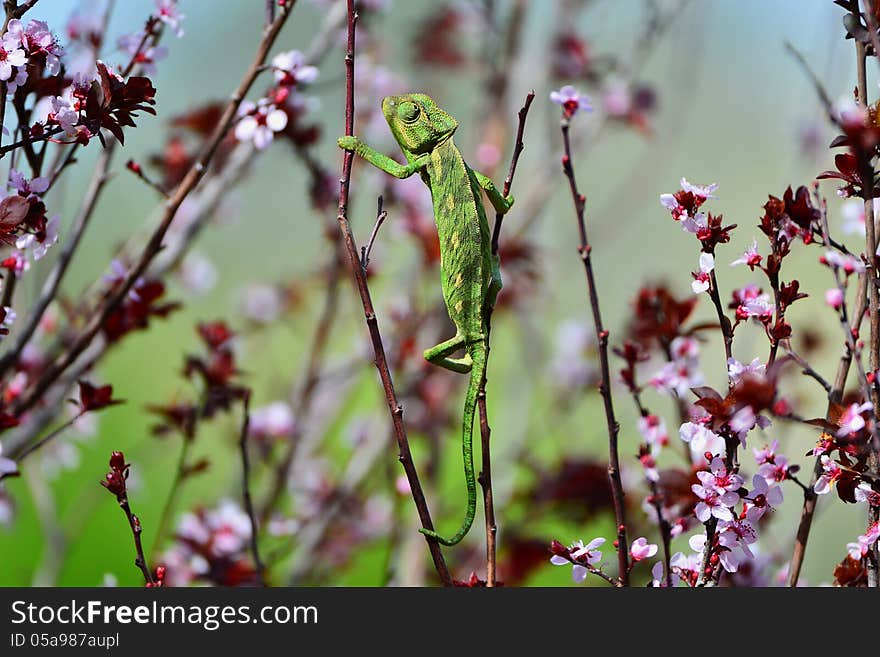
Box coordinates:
[238,389,265,586]
[334,0,451,585]
[360,196,388,271]
[0,412,85,482]
[119,497,153,585]
[559,113,629,586]
[476,90,534,587]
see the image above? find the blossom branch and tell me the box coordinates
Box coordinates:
[9,2,298,421]
[333,0,451,586]
[856,0,880,588]
[788,199,871,585]
[559,114,629,586]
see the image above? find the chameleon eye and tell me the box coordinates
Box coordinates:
[398,101,420,123]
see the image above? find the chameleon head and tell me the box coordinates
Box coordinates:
[381,93,458,156]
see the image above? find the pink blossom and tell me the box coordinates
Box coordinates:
[847,521,879,561]
[745,474,783,519]
[8,169,49,197]
[240,284,283,323]
[680,178,718,199]
[550,85,592,118]
[249,401,295,440]
[395,475,411,496]
[649,336,704,398]
[752,439,779,465]
[691,252,714,294]
[639,451,659,482]
[680,211,708,235]
[757,454,790,484]
[820,250,865,275]
[854,482,880,507]
[235,100,288,149]
[697,457,744,494]
[630,537,658,562]
[272,50,318,87]
[679,421,724,456]
[825,288,844,309]
[692,483,739,522]
[637,414,668,448]
[670,550,701,586]
[118,32,168,75]
[730,239,762,270]
[175,252,218,295]
[718,517,757,558]
[2,251,29,277]
[649,561,667,587]
[728,356,765,384]
[814,455,842,495]
[836,401,873,437]
[16,214,59,260]
[155,0,185,38]
[14,19,64,75]
[0,31,27,82]
[48,96,80,136]
[729,406,759,444]
[731,284,775,322]
[550,538,604,583]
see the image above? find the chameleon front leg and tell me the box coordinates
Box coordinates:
[338,136,429,179]
[424,333,473,374]
[473,169,515,214]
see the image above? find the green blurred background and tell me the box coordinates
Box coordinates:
[0,0,870,586]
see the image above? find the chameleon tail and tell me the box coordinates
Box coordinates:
[420,342,486,547]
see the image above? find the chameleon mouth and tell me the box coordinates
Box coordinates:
[381,95,400,117]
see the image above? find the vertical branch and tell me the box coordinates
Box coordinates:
[559,116,629,585]
[855,1,880,587]
[477,91,534,587]
[334,0,451,586]
[238,389,265,586]
[119,497,154,585]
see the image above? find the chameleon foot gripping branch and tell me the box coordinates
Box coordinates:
[339,94,513,545]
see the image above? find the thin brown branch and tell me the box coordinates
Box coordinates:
[334,0,451,585]
[118,496,154,585]
[854,5,880,586]
[559,114,629,586]
[476,90,534,587]
[360,196,388,270]
[10,2,297,421]
[707,268,734,366]
[0,412,84,482]
[237,389,265,586]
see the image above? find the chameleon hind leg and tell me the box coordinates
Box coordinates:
[424,334,472,374]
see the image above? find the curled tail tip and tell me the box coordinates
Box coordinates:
[419,527,466,547]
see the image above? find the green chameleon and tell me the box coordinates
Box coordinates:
[338,94,514,546]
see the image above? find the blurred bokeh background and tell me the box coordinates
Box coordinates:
[0,0,871,586]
